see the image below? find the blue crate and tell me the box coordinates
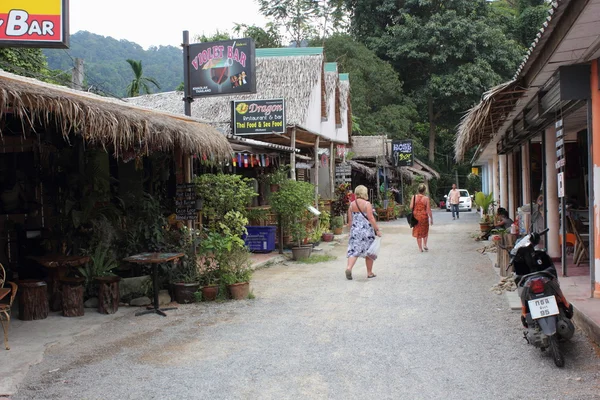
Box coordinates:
[243,226,277,253]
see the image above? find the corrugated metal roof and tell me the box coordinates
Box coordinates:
[256,47,323,58]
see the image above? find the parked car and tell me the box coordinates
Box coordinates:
[444,189,472,212]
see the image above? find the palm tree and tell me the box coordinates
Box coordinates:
[125,59,160,97]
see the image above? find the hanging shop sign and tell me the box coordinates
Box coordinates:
[392,139,413,167]
[187,38,256,97]
[335,162,352,185]
[0,0,69,48]
[231,99,285,135]
[175,184,197,221]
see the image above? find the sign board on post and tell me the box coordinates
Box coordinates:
[187,38,256,97]
[0,0,69,48]
[175,183,197,221]
[392,139,414,167]
[557,172,565,198]
[232,99,285,135]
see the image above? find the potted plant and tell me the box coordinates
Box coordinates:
[270,180,316,260]
[317,209,334,242]
[79,245,121,314]
[197,255,220,301]
[220,246,253,300]
[331,216,344,235]
[266,165,290,192]
[171,228,202,304]
[475,192,495,232]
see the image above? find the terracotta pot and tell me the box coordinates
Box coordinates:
[228,282,250,300]
[333,227,343,235]
[173,282,200,304]
[201,285,219,301]
[480,223,493,233]
[321,233,334,242]
[292,246,312,261]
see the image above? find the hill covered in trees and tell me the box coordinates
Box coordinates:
[43,31,183,98]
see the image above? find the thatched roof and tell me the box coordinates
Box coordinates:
[454,80,524,161]
[454,2,563,161]
[0,70,232,159]
[325,71,338,119]
[127,53,324,134]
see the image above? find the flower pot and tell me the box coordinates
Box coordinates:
[228,282,250,300]
[333,227,343,235]
[201,285,219,301]
[480,223,493,233]
[292,246,312,261]
[173,282,200,304]
[322,232,334,242]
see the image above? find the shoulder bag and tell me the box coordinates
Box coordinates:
[355,201,373,228]
[406,195,419,228]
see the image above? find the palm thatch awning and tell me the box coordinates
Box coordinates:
[0,70,232,159]
[454,80,525,161]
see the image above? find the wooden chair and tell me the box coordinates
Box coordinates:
[0,263,18,350]
[567,216,589,266]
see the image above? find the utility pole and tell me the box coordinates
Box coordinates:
[71,58,84,91]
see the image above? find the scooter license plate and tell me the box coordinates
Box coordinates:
[528,296,559,320]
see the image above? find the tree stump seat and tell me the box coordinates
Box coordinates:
[18,280,49,321]
[94,276,121,315]
[60,277,85,317]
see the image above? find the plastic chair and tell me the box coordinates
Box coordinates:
[0,263,18,350]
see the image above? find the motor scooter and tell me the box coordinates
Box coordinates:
[509,228,575,367]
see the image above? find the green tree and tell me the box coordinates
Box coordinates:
[258,0,347,46]
[195,30,231,43]
[0,48,48,76]
[348,0,522,161]
[125,59,160,97]
[233,23,283,48]
[319,34,418,137]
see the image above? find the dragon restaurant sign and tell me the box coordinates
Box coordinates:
[188,38,256,97]
[0,0,69,48]
[232,99,286,135]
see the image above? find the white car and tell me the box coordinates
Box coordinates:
[445,189,472,212]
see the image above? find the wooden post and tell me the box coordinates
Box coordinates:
[330,142,335,200]
[290,127,297,180]
[314,136,320,206]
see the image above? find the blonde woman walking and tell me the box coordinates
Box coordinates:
[410,183,433,252]
[345,185,382,280]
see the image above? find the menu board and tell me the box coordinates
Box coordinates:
[335,163,352,185]
[392,140,413,167]
[175,183,197,221]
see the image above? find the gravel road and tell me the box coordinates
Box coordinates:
[13,210,600,400]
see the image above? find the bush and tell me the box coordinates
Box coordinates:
[195,174,258,222]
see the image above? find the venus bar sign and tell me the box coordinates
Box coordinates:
[232,99,286,135]
[0,0,69,48]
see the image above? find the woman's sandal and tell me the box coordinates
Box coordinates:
[345,269,353,280]
[367,274,377,279]
[424,247,429,251]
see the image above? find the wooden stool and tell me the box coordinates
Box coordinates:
[95,276,121,314]
[18,280,49,321]
[60,277,85,317]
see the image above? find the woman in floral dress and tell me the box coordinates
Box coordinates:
[345,185,382,280]
[410,183,433,252]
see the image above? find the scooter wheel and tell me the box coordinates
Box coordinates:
[549,335,565,368]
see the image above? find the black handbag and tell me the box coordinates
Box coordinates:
[406,195,419,228]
